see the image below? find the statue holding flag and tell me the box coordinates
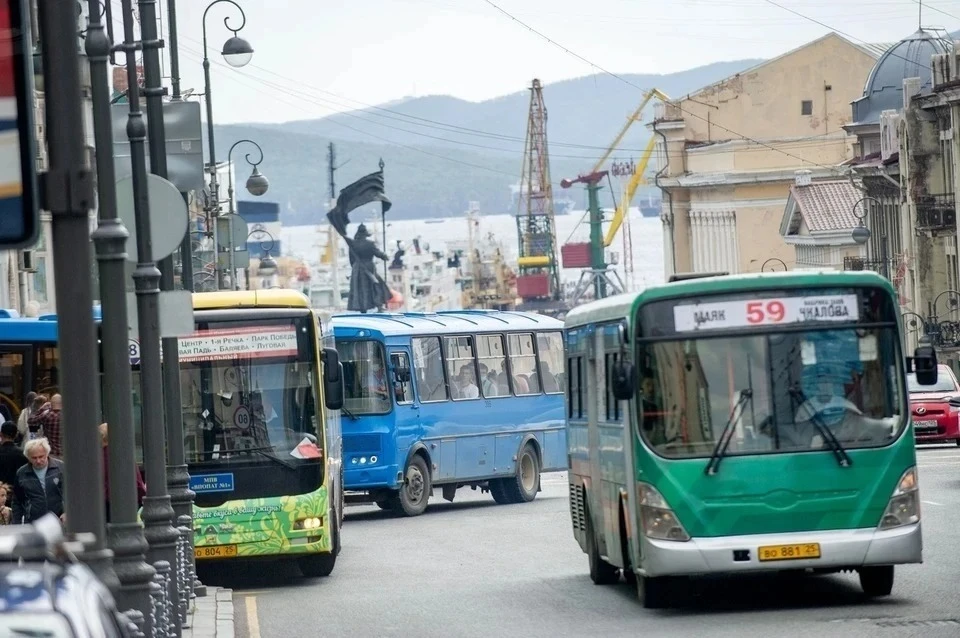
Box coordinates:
[326,168,394,312]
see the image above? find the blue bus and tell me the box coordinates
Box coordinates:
[331,310,567,516]
[0,309,67,420]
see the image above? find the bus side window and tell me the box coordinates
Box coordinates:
[536,331,563,394]
[477,334,509,398]
[391,352,413,404]
[604,352,621,422]
[413,336,448,402]
[566,354,583,419]
[507,333,540,395]
[444,336,479,401]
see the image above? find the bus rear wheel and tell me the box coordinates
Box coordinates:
[859,565,894,597]
[389,455,431,517]
[493,443,540,504]
[637,575,671,609]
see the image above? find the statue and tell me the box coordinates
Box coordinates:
[325,167,394,313]
[344,224,391,312]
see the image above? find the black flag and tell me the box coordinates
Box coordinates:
[326,170,392,237]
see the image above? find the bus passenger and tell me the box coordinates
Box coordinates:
[539,362,559,393]
[640,371,666,445]
[457,366,479,399]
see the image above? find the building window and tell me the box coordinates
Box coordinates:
[801,100,813,116]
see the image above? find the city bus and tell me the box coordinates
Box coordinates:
[564,270,938,608]
[0,290,346,578]
[331,309,566,516]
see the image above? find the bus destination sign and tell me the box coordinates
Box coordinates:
[673,294,860,333]
[179,326,299,362]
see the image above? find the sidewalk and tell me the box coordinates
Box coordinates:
[182,587,236,638]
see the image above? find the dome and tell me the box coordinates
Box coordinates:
[851,29,952,127]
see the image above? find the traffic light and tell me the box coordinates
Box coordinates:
[0,0,39,248]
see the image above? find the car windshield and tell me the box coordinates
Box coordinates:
[906,369,956,394]
[637,326,904,459]
[0,613,75,637]
[336,340,391,415]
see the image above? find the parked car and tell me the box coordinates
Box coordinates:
[907,363,960,445]
[0,514,133,637]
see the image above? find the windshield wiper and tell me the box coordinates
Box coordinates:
[788,387,852,468]
[705,389,753,476]
[340,404,359,420]
[233,445,298,470]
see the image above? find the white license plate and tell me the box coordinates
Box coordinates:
[914,420,938,429]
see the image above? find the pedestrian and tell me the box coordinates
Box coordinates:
[99,422,145,522]
[28,394,62,458]
[12,437,65,525]
[16,391,37,446]
[0,483,12,525]
[0,421,28,487]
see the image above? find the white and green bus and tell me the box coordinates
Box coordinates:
[564,270,938,607]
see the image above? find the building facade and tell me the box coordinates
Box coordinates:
[651,33,887,278]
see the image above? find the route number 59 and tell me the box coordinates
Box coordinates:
[746,300,786,324]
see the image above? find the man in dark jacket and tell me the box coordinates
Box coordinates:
[12,437,64,525]
[0,421,28,487]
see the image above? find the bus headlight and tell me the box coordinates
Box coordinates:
[638,483,690,542]
[294,517,323,531]
[878,467,920,530]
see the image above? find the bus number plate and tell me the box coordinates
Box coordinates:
[195,544,238,559]
[757,543,820,562]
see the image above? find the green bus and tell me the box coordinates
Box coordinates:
[564,270,938,608]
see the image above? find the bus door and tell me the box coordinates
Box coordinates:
[389,348,420,451]
[587,328,612,556]
[0,344,32,416]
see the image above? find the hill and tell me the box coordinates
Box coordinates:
[216,59,764,223]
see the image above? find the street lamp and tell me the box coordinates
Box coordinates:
[202,0,254,290]
[851,196,888,278]
[761,258,787,272]
[247,229,278,288]
[227,139,269,213]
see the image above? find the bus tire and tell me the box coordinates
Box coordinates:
[489,479,512,505]
[637,575,670,609]
[586,504,619,585]
[859,565,894,597]
[299,522,338,578]
[393,454,431,517]
[500,443,540,504]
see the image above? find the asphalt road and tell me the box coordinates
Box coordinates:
[200,445,960,638]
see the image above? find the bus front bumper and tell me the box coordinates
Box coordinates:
[344,463,401,491]
[641,523,921,578]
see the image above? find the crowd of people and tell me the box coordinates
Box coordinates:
[0,391,145,526]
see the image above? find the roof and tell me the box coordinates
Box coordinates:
[679,33,886,103]
[192,289,310,310]
[331,309,564,339]
[564,292,638,329]
[780,180,863,236]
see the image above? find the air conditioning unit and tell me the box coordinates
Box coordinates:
[880,110,900,161]
[944,208,958,228]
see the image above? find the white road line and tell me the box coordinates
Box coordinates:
[245,595,261,638]
[922,500,944,506]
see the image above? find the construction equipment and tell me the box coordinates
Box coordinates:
[515,79,562,308]
[560,88,668,302]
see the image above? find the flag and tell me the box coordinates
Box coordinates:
[326,170,392,237]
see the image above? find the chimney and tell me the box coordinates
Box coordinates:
[794,169,812,187]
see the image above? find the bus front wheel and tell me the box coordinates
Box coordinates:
[390,455,431,517]
[298,522,338,578]
[859,565,894,597]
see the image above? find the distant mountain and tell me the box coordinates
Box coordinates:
[216,59,764,223]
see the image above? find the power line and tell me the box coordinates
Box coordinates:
[479,0,848,175]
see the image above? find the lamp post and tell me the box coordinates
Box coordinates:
[226,140,269,289]
[247,230,278,289]
[201,0,254,289]
[851,197,889,279]
[84,0,154,625]
[379,158,388,282]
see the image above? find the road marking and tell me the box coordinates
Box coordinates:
[245,595,261,638]
[922,500,943,506]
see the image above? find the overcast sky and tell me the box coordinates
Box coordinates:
[138,0,960,125]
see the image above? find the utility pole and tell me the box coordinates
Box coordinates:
[138,0,185,631]
[327,142,336,201]
[37,0,116,588]
[85,0,155,630]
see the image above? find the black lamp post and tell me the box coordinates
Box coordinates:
[247,230,278,289]
[851,197,888,279]
[202,0,254,289]
[761,258,787,272]
[225,140,269,289]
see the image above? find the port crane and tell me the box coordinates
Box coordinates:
[559,88,668,303]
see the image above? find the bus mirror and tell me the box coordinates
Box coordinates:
[322,348,344,410]
[909,343,938,386]
[611,360,637,401]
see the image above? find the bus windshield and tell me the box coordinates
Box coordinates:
[637,288,905,459]
[132,315,321,466]
[336,340,391,415]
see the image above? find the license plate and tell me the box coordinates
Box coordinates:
[914,420,938,429]
[757,543,821,562]
[195,544,238,559]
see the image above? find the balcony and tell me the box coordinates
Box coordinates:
[843,256,890,275]
[915,193,957,232]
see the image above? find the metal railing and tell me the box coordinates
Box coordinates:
[915,193,957,231]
